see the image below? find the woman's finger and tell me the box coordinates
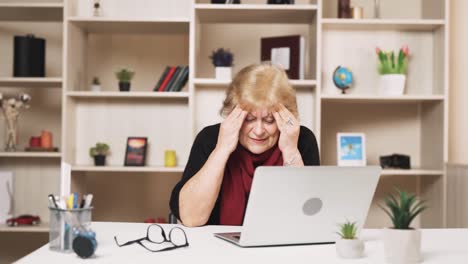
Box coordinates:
[273,112,286,131]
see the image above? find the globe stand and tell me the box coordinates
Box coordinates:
[333,66,353,95]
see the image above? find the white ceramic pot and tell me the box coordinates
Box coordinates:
[383,228,421,264]
[336,238,364,259]
[91,84,101,92]
[379,74,406,96]
[215,66,232,80]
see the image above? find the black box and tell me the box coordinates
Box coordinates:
[13,34,46,77]
[380,154,411,169]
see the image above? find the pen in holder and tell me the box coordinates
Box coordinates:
[48,207,94,254]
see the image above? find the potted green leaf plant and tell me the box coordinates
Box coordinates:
[381,189,427,264]
[91,77,101,92]
[115,68,135,92]
[375,45,409,96]
[89,142,110,166]
[209,48,234,80]
[335,220,364,259]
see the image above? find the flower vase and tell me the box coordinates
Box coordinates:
[383,228,421,264]
[379,74,406,96]
[336,238,365,259]
[4,115,19,151]
[215,67,232,80]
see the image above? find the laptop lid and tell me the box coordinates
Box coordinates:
[238,166,381,247]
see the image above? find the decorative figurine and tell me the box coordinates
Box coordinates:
[0,93,31,151]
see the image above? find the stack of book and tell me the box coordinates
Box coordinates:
[153,66,189,92]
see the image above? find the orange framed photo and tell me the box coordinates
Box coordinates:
[124,137,148,166]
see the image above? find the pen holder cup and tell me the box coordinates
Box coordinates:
[49,207,93,253]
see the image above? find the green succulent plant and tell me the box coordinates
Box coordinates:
[92,77,100,85]
[337,220,358,239]
[380,189,428,229]
[89,142,110,157]
[115,68,135,83]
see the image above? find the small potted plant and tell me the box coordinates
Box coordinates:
[335,220,364,259]
[375,45,409,95]
[381,189,427,264]
[91,77,101,92]
[115,68,135,92]
[89,142,110,166]
[209,48,234,80]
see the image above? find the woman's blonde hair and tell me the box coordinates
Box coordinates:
[220,62,298,118]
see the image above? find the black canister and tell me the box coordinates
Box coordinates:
[13,34,46,77]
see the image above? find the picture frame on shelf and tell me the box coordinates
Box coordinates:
[124,137,148,166]
[337,133,366,166]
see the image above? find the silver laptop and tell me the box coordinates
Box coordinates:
[214,166,381,247]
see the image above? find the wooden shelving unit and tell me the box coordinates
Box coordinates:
[0,0,449,230]
[321,18,445,31]
[0,152,61,158]
[71,166,184,173]
[0,223,49,233]
[0,77,62,88]
[67,91,189,99]
[194,78,316,88]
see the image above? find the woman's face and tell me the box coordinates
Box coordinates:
[238,108,280,154]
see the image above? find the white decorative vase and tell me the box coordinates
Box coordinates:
[215,66,232,80]
[379,74,406,96]
[91,84,101,92]
[336,238,365,259]
[383,228,421,264]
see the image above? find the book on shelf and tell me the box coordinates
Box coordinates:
[164,66,182,91]
[153,66,170,91]
[171,66,189,92]
[260,35,305,80]
[157,66,177,92]
[153,66,189,92]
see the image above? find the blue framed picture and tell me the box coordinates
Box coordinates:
[337,133,366,166]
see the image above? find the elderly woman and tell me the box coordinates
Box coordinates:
[170,63,320,227]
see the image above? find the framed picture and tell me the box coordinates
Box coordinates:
[124,137,148,166]
[337,133,366,166]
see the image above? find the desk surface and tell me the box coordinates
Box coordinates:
[17,222,468,264]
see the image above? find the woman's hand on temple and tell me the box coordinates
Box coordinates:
[273,104,300,159]
[216,105,247,156]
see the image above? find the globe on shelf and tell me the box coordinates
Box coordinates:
[333,66,353,94]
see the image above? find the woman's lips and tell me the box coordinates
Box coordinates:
[250,137,267,144]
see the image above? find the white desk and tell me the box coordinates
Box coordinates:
[17,222,468,264]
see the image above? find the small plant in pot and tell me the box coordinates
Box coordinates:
[375,45,409,96]
[89,142,109,166]
[115,68,135,92]
[381,189,427,264]
[91,77,101,92]
[335,220,364,259]
[209,48,234,80]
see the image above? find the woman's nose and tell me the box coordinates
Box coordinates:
[253,120,265,135]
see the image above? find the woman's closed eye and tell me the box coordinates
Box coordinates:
[263,118,275,124]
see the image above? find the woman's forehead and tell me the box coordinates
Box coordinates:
[247,108,274,117]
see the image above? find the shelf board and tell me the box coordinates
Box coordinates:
[321,18,445,31]
[72,166,185,173]
[321,94,445,103]
[67,91,189,99]
[195,4,318,24]
[68,17,189,34]
[381,169,444,176]
[0,77,62,88]
[0,2,63,21]
[0,152,61,158]
[0,223,49,233]
[194,78,316,88]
